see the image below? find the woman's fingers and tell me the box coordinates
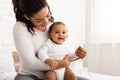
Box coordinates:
[76,46,87,58]
[50,62,58,70]
[78,46,86,53]
[48,60,58,70]
[78,51,86,59]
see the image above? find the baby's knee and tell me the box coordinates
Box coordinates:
[44,70,57,80]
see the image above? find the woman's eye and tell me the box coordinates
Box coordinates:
[55,32,59,34]
[37,21,42,23]
[47,15,50,18]
[47,14,51,18]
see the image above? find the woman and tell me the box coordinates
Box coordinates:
[12,0,87,80]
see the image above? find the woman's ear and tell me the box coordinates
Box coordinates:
[24,15,30,21]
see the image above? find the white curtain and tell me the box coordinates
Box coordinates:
[84,0,120,76]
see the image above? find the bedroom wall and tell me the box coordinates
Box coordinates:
[0,0,16,52]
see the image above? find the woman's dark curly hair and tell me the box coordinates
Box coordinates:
[12,0,54,35]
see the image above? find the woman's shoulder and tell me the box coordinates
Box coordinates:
[13,21,29,35]
[14,21,26,28]
[14,21,27,29]
[13,21,27,31]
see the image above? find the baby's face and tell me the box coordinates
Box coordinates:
[49,24,68,44]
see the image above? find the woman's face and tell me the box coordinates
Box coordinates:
[28,6,51,31]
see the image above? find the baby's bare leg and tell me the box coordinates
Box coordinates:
[44,70,57,80]
[64,67,77,80]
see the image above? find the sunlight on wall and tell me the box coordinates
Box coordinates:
[94,0,120,43]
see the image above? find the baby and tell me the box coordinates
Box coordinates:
[38,21,85,80]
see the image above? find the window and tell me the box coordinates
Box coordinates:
[89,0,120,43]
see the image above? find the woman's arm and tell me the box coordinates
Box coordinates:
[55,54,70,69]
[13,22,50,70]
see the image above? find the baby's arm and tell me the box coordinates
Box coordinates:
[38,39,70,70]
[38,40,59,70]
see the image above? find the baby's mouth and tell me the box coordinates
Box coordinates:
[58,37,63,40]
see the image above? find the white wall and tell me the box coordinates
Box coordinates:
[0,0,86,52]
[0,0,16,51]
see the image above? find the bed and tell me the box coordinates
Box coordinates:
[70,60,120,80]
[0,50,16,80]
[0,50,120,80]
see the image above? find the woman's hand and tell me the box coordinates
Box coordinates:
[45,58,58,70]
[75,46,87,59]
[45,54,71,70]
[51,54,71,69]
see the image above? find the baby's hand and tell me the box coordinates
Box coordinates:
[45,58,58,70]
[75,46,87,59]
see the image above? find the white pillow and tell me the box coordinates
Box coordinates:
[0,48,15,73]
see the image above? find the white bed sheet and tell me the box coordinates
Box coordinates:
[70,60,120,80]
[89,72,120,80]
[0,72,16,80]
[76,68,120,80]
[0,66,120,80]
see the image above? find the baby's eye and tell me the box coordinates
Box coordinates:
[62,31,66,34]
